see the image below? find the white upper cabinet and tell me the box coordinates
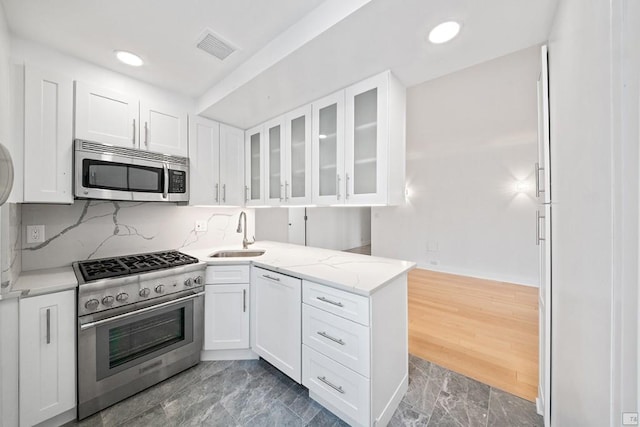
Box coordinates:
[312,91,346,205]
[189,117,244,206]
[219,124,245,206]
[264,117,286,206]
[285,105,312,205]
[75,82,188,156]
[312,71,406,206]
[23,64,73,204]
[244,125,265,206]
[189,116,220,206]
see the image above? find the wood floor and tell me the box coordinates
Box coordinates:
[408,268,539,402]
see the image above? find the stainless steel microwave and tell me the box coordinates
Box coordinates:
[74,140,189,202]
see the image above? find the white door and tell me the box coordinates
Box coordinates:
[345,73,389,205]
[19,290,76,427]
[24,65,73,204]
[140,101,188,156]
[251,267,302,382]
[312,91,345,205]
[288,207,306,245]
[188,116,220,206]
[245,125,265,206]
[537,45,552,205]
[74,81,138,148]
[264,118,286,206]
[219,124,245,206]
[285,105,312,205]
[204,284,249,350]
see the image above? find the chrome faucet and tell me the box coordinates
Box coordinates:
[236,211,255,249]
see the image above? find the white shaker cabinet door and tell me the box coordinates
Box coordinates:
[74,81,139,148]
[188,116,220,206]
[204,284,250,350]
[19,290,76,427]
[140,100,188,156]
[219,124,245,206]
[24,64,73,203]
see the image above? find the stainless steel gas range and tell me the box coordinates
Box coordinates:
[73,250,205,420]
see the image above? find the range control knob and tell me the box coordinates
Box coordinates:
[85,299,100,311]
[155,285,165,294]
[139,288,151,298]
[101,296,114,307]
[116,292,129,303]
[194,276,203,285]
[184,278,193,287]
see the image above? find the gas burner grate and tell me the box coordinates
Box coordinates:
[76,250,199,282]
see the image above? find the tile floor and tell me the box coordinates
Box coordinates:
[68,354,543,427]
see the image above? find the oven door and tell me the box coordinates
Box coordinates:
[77,291,203,419]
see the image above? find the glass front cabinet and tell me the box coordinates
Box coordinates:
[244,125,265,206]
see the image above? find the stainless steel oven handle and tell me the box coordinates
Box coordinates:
[162,163,169,199]
[80,291,205,331]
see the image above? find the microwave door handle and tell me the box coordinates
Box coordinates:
[163,163,169,199]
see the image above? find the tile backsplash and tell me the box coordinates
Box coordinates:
[21,201,254,271]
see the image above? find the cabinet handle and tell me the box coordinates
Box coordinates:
[317,376,345,394]
[245,186,249,202]
[285,181,289,201]
[336,174,341,200]
[262,274,281,282]
[345,173,350,200]
[144,121,149,146]
[243,289,246,313]
[536,210,546,246]
[280,183,284,202]
[317,331,345,345]
[222,184,227,203]
[317,296,344,307]
[46,308,51,344]
[132,119,136,146]
[535,162,545,198]
[215,183,219,203]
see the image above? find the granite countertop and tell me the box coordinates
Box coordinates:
[184,241,416,296]
[11,266,78,298]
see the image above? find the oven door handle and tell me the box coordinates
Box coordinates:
[80,291,205,331]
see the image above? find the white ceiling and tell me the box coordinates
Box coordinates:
[1,0,558,129]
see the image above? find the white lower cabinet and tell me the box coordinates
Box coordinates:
[19,290,76,427]
[251,266,301,382]
[204,284,249,350]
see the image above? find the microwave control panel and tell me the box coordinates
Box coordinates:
[168,170,187,193]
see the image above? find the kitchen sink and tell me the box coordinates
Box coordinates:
[210,249,266,258]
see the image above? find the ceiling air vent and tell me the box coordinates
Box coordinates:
[196,30,236,60]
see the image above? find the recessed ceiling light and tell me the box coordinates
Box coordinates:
[115,50,144,67]
[428,21,461,44]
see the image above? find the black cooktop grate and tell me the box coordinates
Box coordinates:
[77,250,199,282]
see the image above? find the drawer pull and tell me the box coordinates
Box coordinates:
[317,331,345,345]
[317,296,344,307]
[317,376,345,394]
[262,274,281,282]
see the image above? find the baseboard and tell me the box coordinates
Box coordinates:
[201,348,258,361]
[414,262,539,288]
[375,374,408,426]
[34,407,76,427]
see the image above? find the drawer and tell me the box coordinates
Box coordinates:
[303,280,370,326]
[302,345,370,427]
[303,304,370,377]
[206,265,250,284]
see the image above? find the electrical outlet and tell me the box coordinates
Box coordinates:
[26,225,45,244]
[195,220,208,232]
[623,413,639,425]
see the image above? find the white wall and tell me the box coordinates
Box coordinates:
[548,0,638,425]
[307,207,370,251]
[372,46,540,286]
[255,208,289,242]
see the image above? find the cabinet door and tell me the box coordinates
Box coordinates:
[251,267,302,382]
[244,125,265,206]
[74,81,138,148]
[219,124,245,206]
[204,284,249,350]
[285,105,312,205]
[19,290,76,427]
[188,116,220,206]
[312,91,345,205]
[345,73,389,205]
[24,65,73,203]
[537,45,551,205]
[140,100,188,156]
[264,118,286,206]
